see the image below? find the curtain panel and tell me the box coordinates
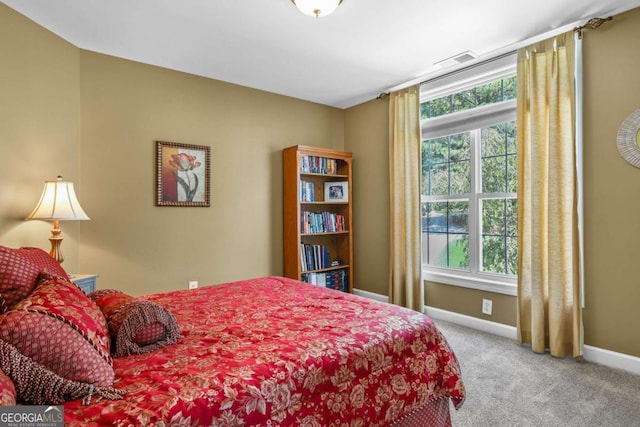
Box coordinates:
[516,31,583,357]
[389,85,423,312]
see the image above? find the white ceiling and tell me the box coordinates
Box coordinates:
[3,0,639,109]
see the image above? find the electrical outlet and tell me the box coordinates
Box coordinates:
[188,281,198,289]
[482,298,493,315]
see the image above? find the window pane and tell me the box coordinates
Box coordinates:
[507,154,517,193]
[429,163,448,195]
[506,121,517,154]
[481,198,517,276]
[420,102,430,120]
[476,80,502,106]
[425,201,447,268]
[449,201,469,233]
[506,198,518,236]
[450,133,471,161]
[423,202,469,270]
[448,234,469,269]
[503,75,517,100]
[507,236,518,275]
[450,161,470,194]
[429,96,452,118]
[482,199,505,235]
[452,89,475,113]
[429,137,448,164]
[427,233,448,268]
[482,156,506,193]
[482,123,506,157]
[482,236,506,274]
[426,202,447,232]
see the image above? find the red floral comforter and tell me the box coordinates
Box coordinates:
[64,276,465,426]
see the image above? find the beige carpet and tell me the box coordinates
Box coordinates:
[435,320,640,427]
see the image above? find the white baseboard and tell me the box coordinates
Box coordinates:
[353,288,389,303]
[583,345,640,376]
[353,288,640,376]
[424,306,518,340]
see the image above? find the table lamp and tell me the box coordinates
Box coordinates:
[25,176,90,263]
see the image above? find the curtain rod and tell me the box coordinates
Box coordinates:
[378,15,614,100]
[574,16,613,39]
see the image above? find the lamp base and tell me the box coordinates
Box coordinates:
[49,220,64,264]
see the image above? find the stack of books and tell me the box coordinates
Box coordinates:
[301,211,346,234]
[302,269,349,292]
[300,156,338,175]
[299,244,332,272]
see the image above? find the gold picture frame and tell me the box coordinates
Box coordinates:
[156,141,211,207]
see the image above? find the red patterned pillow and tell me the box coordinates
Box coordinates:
[89,289,180,357]
[0,273,113,387]
[0,340,124,405]
[18,247,69,280]
[0,246,40,313]
[0,368,16,406]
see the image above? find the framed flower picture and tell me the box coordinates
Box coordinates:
[156,141,211,207]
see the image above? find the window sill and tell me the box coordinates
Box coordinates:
[423,268,517,296]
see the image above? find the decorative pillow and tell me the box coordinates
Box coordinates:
[0,273,114,387]
[0,246,41,313]
[0,339,124,405]
[18,247,69,280]
[0,368,16,406]
[89,289,181,357]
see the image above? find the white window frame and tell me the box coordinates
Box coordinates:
[420,53,518,296]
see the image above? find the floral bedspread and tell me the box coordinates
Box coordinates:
[64,276,465,426]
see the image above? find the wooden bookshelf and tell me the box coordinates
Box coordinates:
[283,145,353,292]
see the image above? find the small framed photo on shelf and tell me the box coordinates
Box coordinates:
[324,181,348,202]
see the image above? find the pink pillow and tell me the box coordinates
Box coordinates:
[0,246,40,313]
[18,247,69,280]
[0,368,16,406]
[89,289,180,357]
[0,273,113,387]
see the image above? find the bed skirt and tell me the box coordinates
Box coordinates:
[390,397,452,427]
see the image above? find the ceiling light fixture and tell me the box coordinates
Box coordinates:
[291,0,343,18]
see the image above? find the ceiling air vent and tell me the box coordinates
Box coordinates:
[434,50,478,69]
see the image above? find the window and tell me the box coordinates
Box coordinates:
[420,53,518,295]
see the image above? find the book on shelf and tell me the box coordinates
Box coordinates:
[302,269,349,292]
[301,211,346,234]
[299,243,332,272]
[300,155,338,175]
[300,180,315,202]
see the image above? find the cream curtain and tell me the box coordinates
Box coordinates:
[517,31,583,357]
[389,85,423,312]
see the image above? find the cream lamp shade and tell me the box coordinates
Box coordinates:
[26,176,90,264]
[291,0,343,18]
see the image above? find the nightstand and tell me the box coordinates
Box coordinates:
[71,274,98,294]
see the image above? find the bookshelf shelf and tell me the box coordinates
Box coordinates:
[301,231,349,236]
[283,145,353,292]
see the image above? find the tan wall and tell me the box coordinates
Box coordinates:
[0,4,82,272]
[582,7,640,357]
[78,51,344,295]
[347,7,640,357]
[344,99,390,296]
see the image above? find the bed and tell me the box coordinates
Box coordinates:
[0,247,464,426]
